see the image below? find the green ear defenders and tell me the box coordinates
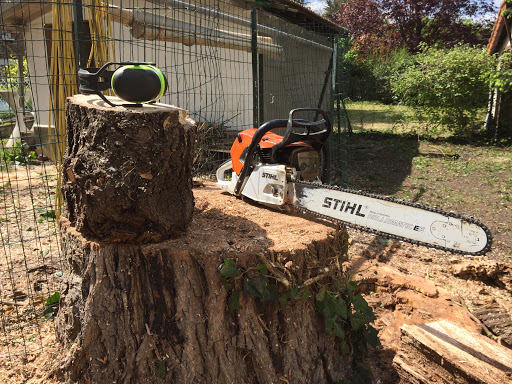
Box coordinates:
[78,62,168,107]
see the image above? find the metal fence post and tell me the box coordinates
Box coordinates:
[251,8,259,128]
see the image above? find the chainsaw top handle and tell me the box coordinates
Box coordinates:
[270,108,331,162]
[233,108,331,196]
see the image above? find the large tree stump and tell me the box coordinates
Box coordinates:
[56,96,354,383]
[62,95,196,243]
[55,183,353,383]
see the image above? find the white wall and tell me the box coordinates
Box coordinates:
[24,0,254,131]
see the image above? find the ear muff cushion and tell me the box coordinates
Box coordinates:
[111,65,167,103]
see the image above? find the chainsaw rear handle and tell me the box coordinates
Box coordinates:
[233,109,331,196]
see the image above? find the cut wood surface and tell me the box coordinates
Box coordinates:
[393,320,512,384]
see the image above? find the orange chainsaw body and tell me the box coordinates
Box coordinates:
[230,128,309,175]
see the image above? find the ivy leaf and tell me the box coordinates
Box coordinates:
[42,306,54,319]
[301,287,311,300]
[260,284,279,302]
[316,286,327,302]
[365,325,381,347]
[317,294,347,320]
[256,263,268,275]
[222,278,232,291]
[244,275,268,298]
[340,339,351,355]
[45,291,60,306]
[352,294,376,322]
[228,291,242,311]
[220,258,238,278]
[155,360,167,379]
[244,275,279,302]
[332,321,346,340]
[279,292,290,308]
[347,281,358,293]
[350,311,370,331]
[290,286,299,300]
[336,297,348,319]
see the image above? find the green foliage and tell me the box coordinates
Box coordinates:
[391,45,495,136]
[315,282,379,349]
[43,291,60,319]
[38,208,56,222]
[490,50,512,94]
[315,279,380,381]
[0,56,29,90]
[155,360,167,379]
[1,140,37,166]
[244,275,279,302]
[367,48,415,103]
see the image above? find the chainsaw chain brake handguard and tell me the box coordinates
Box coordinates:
[78,61,156,107]
[233,108,331,196]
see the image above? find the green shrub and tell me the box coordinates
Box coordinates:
[1,140,37,165]
[391,45,495,136]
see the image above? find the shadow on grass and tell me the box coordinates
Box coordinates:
[331,131,420,196]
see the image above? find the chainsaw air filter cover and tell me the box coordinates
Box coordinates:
[111,65,168,103]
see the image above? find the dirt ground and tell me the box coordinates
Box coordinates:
[0,156,511,383]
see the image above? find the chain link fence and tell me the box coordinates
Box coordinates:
[0,0,349,369]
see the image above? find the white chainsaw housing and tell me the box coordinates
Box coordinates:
[216,161,288,206]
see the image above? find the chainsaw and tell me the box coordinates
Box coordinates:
[216,108,492,255]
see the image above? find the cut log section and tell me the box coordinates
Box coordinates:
[55,183,353,383]
[393,320,512,384]
[63,95,196,243]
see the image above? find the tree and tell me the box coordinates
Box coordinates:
[330,0,400,56]
[382,0,495,52]
[329,0,495,55]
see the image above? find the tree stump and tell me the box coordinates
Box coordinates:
[55,183,353,383]
[62,95,196,243]
[56,95,353,383]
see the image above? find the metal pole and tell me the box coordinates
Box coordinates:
[147,0,333,52]
[251,9,259,128]
[258,53,264,124]
[315,52,333,120]
[73,0,87,69]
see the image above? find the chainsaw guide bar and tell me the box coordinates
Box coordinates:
[291,180,493,256]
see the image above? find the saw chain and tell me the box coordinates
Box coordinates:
[291,180,493,256]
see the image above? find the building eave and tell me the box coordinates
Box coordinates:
[488,1,509,54]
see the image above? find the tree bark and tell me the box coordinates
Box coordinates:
[55,185,353,384]
[63,95,196,243]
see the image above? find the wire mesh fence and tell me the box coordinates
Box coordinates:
[0,0,349,368]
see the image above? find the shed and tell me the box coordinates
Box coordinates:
[487,1,512,139]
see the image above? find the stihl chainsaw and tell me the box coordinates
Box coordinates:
[216,108,492,255]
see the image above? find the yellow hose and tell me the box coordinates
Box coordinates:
[48,0,114,217]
